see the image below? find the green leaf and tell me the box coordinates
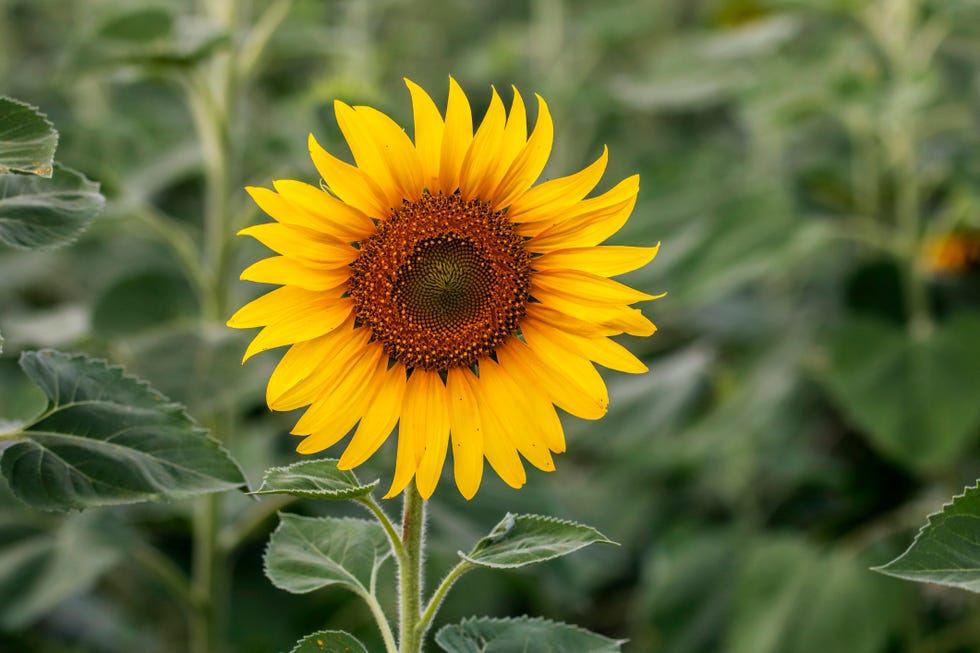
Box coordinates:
[0,164,104,250]
[435,616,625,653]
[0,97,57,177]
[98,7,175,42]
[876,482,980,591]
[264,514,391,595]
[461,513,614,569]
[283,630,368,653]
[0,510,125,629]
[91,269,198,337]
[0,350,246,511]
[252,459,378,500]
[822,314,980,471]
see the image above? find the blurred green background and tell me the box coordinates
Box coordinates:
[3,0,980,651]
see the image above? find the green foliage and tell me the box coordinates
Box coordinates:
[263,514,391,596]
[0,165,104,250]
[435,616,624,653]
[283,630,368,653]
[822,314,980,470]
[253,459,379,500]
[0,97,57,177]
[0,350,245,511]
[877,482,980,591]
[461,513,615,569]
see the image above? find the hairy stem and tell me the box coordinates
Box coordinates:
[398,485,426,653]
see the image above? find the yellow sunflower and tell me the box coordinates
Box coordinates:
[229,77,661,500]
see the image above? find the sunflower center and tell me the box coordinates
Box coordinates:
[349,193,530,371]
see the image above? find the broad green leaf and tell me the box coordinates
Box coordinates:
[284,630,368,653]
[822,314,980,471]
[0,510,124,629]
[252,459,378,500]
[0,165,104,250]
[435,616,625,653]
[0,350,246,511]
[461,513,614,569]
[264,514,391,595]
[92,269,197,337]
[727,537,907,653]
[0,97,57,177]
[98,7,175,42]
[876,482,980,591]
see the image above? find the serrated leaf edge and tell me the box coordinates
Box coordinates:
[250,459,379,498]
[285,629,368,653]
[437,615,628,648]
[459,513,617,569]
[0,96,58,177]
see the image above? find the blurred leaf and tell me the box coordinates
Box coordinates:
[92,268,197,337]
[876,481,980,591]
[435,616,625,653]
[822,313,980,470]
[98,7,175,42]
[0,165,104,250]
[0,350,246,511]
[284,630,367,653]
[728,537,907,653]
[0,96,57,177]
[461,513,614,569]
[0,511,124,629]
[252,459,378,499]
[264,514,391,595]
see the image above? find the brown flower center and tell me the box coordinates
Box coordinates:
[349,192,530,371]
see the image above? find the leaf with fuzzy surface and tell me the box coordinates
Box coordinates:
[876,482,980,592]
[0,165,104,250]
[283,629,368,653]
[0,350,246,511]
[0,97,57,177]
[461,513,615,569]
[252,459,378,500]
[436,616,625,653]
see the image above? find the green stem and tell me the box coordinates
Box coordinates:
[190,493,224,653]
[357,588,399,653]
[416,560,473,641]
[398,485,426,653]
[359,495,407,563]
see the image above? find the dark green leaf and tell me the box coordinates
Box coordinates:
[461,513,614,569]
[284,630,368,653]
[98,7,175,42]
[252,459,378,500]
[435,616,625,653]
[264,514,391,595]
[0,97,57,177]
[0,165,104,250]
[876,482,980,591]
[822,314,980,470]
[92,268,198,337]
[0,350,246,511]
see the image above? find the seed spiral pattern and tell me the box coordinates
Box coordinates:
[349,192,531,371]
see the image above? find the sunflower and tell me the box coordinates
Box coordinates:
[229,77,661,500]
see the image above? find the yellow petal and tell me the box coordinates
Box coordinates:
[469,371,526,489]
[523,314,647,374]
[506,146,607,222]
[438,76,474,194]
[479,359,557,471]
[534,289,659,337]
[334,101,404,209]
[493,93,553,210]
[534,244,660,278]
[309,133,391,219]
[525,303,612,337]
[524,175,639,248]
[241,297,354,363]
[291,343,384,437]
[532,269,657,305]
[492,350,566,453]
[405,78,445,190]
[338,362,408,470]
[265,330,340,409]
[412,370,451,499]
[499,87,528,167]
[497,333,608,420]
[240,256,349,292]
[386,368,447,498]
[446,367,485,500]
[354,104,425,203]
[238,223,358,268]
[459,86,507,201]
[272,180,375,242]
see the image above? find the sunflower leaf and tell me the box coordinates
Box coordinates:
[0,96,57,177]
[435,616,625,653]
[460,513,615,569]
[264,514,391,595]
[0,164,104,250]
[0,350,246,511]
[283,629,368,653]
[875,482,980,592]
[252,459,378,500]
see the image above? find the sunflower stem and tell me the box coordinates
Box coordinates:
[416,559,473,642]
[398,484,426,653]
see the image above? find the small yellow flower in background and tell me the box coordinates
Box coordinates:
[922,231,980,275]
[228,77,661,500]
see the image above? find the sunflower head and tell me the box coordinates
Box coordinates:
[228,77,661,500]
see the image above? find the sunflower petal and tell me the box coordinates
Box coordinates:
[338,362,408,470]
[459,86,508,201]
[406,78,445,190]
[446,367,485,499]
[493,93,554,210]
[272,179,375,241]
[469,371,526,488]
[479,359,557,471]
[413,370,451,499]
[438,76,474,194]
[238,223,358,268]
[240,256,349,291]
[506,146,607,222]
[290,343,384,437]
[533,244,660,277]
[532,269,657,305]
[309,133,391,219]
[524,314,647,374]
[524,175,640,247]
